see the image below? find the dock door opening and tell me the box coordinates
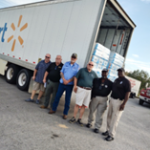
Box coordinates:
[96,1,132,57]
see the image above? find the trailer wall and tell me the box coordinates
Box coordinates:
[0,0,105,70]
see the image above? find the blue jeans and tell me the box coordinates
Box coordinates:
[52,83,73,115]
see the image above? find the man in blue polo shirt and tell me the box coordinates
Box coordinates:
[49,53,80,119]
[25,54,51,104]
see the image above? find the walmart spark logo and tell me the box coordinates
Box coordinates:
[7,15,28,51]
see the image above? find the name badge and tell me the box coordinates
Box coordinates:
[120,81,123,84]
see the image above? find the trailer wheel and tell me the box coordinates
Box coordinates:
[16,69,32,91]
[139,99,144,105]
[5,64,19,84]
[133,93,136,99]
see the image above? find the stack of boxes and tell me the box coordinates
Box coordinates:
[92,43,110,77]
[91,43,124,81]
[107,52,124,81]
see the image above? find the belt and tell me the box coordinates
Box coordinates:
[79,86,92,90]
[111,96,124,101]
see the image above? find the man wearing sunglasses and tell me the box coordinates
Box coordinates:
[40,55,63,109]
[69,61,97,126]
[86,69,113,133]
[25,54,51,104]
[49,53,79,119]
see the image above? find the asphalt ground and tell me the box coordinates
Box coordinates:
[0,75,150,150]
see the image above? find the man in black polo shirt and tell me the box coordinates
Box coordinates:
[103,68,131,142]
[86,69,113,133]
[40,55,63,109]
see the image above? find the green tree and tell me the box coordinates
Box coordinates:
[127,70,150,90]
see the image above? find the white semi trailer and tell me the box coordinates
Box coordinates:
[126,76,141,98]
[0,0,136,91]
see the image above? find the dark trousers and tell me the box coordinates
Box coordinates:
[44,80,59,108]
[52,83,73,115]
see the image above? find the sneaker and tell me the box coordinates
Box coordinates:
[102,131,109,136]
[25,98,34,102]
[69,117,76,123]
[105,135,114,141]
[93,128,99,133]
[35,100,40,104]
[86,123,92,128]
[77,119,84,127]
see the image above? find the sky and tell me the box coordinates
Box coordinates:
[0,0,150,74]
[117,0,150,74]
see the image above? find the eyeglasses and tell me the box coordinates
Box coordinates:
[88,64,94,66]
[45,56,50,58]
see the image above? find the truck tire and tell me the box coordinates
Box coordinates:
[133,93,136,99]
[16,69,32,91]
[132,93,135,99]
[139,99,144,105]
[5,64,19,84]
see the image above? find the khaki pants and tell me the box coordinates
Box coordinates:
[33,81,45,92]
[88,96,108,129]
[107,97,124,138]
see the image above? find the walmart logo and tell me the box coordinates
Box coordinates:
[0,23,7,42]
[7,15,28,51]
[0,15,28,51]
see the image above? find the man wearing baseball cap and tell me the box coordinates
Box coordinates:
[49,53,80,119]
[103,68,131,141]
[86,69,113,133]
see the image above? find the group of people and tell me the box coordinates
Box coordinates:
[25,53,131,142]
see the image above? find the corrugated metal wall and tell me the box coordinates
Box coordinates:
[0,0,105,67]
[97,28,131,56]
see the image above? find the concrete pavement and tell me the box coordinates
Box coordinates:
[0,75,150,150]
